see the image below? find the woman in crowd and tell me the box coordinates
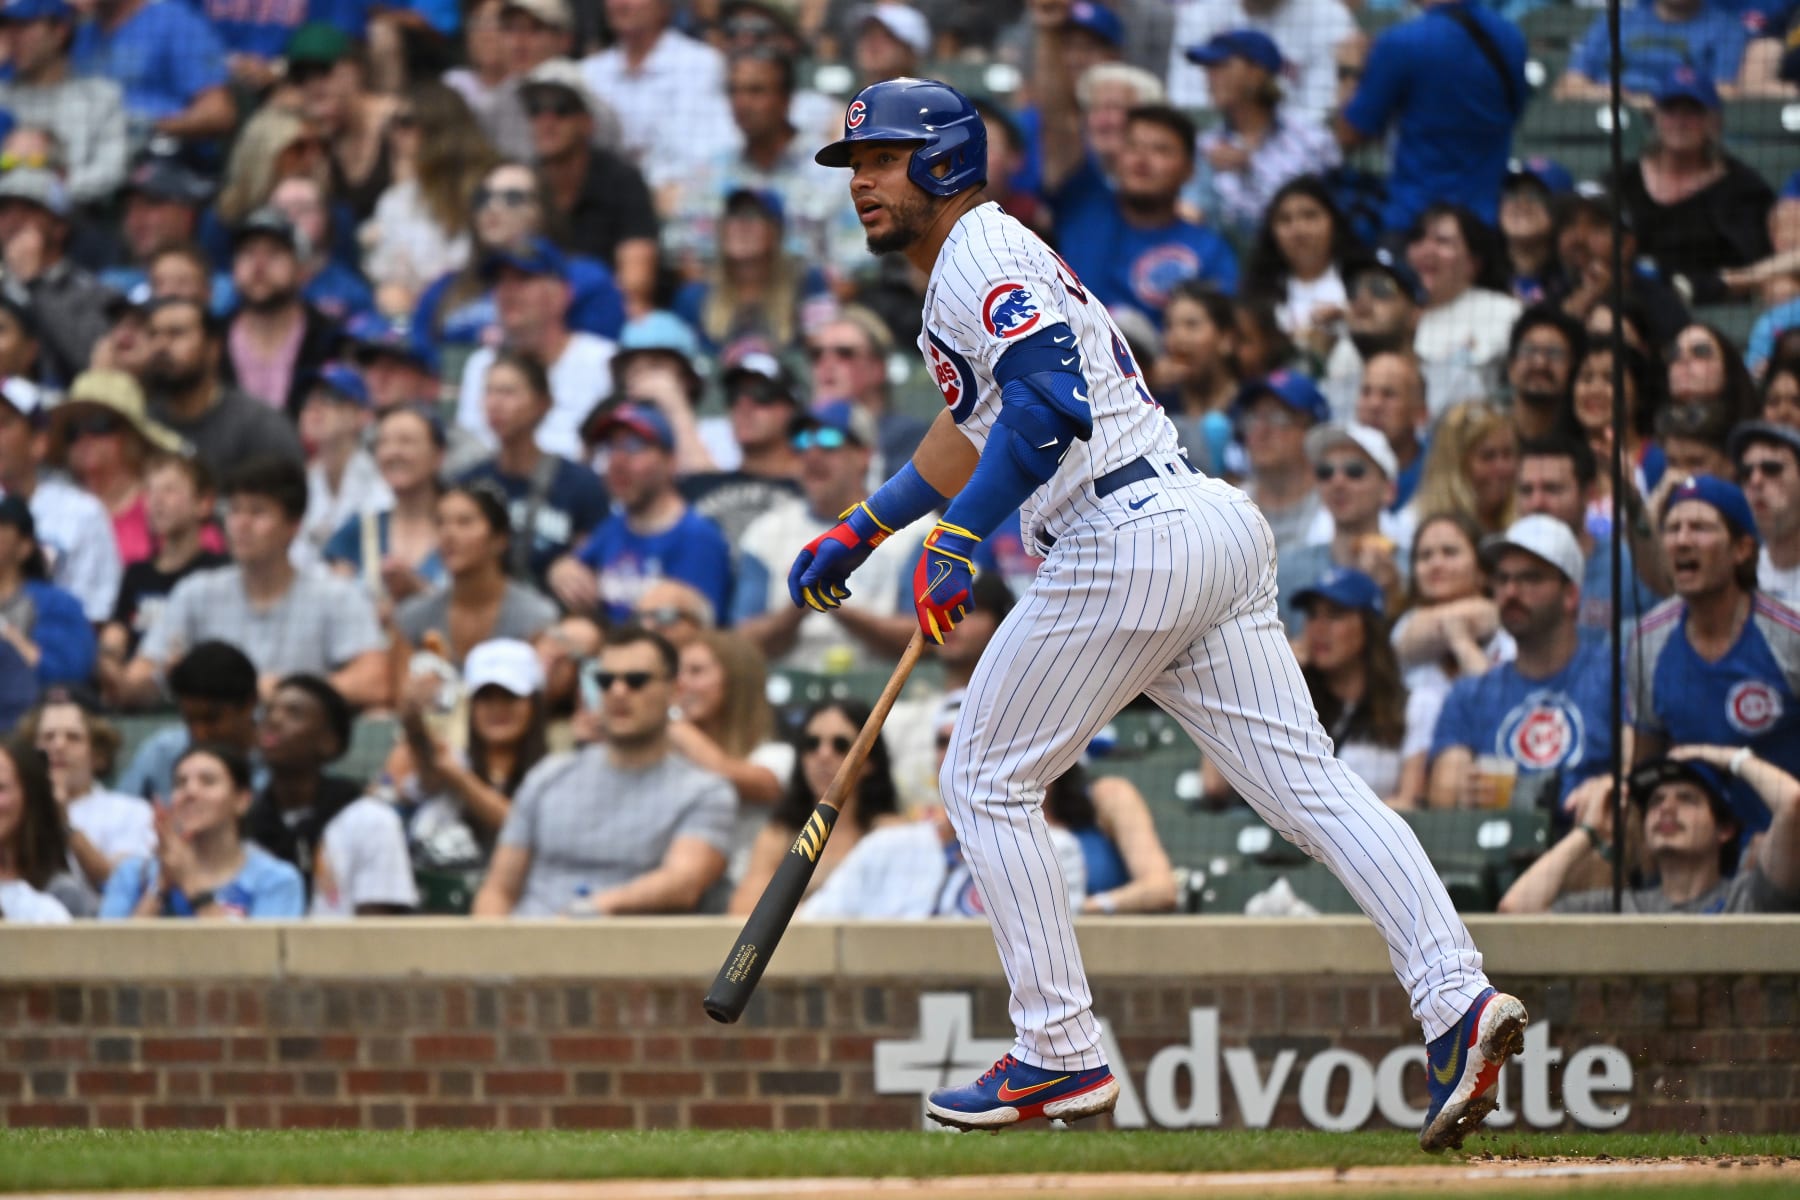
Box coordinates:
[412,161,625,354]
[1391,513,1515,811]
[49,370,189,569]
[1044,763,1179,914]
[0,496,95,689]
[1240,177,1360,361]
[730,699,903,914]
[1408,205,1522,387]
[675,189,827,356]
[0,739,72,923]
[1233,298,1298,378]
[1154,283,1243,477]
[214,106,330,231]
[1761,356,1800,428]
[325,405,447,608]
[392,483,559,674]
[293,26,399,221]
[1409,401,1518,537]
[365,82,497,315]
[21,695,153,904]
[1295,571,1411,808]
[443,0,512,137]
[1614,80,1774,304]
[1666,322,1758,427]
[100,744,305,920]
[1571,341,1663,501]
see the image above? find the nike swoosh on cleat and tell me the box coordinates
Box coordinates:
[996,1076,1071,1102]
[1432,1034,1463,1086]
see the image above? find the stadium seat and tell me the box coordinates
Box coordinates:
[1520,6,1597,49]
[1197,861,1360,915]
[1403,809,1551,913]
[340,715,400,787]
[1722,99,1800,146]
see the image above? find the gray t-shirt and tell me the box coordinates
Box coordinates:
[499,745,736,916]
[141,564,385,677]
[151,386,305,476]
[1553,867,1799,915]
[394,582,559,658]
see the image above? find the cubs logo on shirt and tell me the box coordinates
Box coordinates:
[846,99,867,129]
[1498,692,1586,771]
[982,283,1042,339]
[1129,243,1201,311]
[1726,679,1783,736]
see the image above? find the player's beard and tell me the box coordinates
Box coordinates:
[865,190,938,255]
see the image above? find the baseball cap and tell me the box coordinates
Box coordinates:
[1482,513,1585,587]
[1185,29,1284,74]
[1505,156,1574,197]
[1784,170,1800,202]
[724,187,785,224]
[0,167,70,219]
[1629,757,1732,815]
[1355,248,1425,305]
[124,155,213,206]
[856,2,930,57]
[347,312,434,372]
[233,206,308,258]
[1231,370,1331,426]
[0,376,46,421]
[1662,473,1759,541]
[482,235,568,282]
[502,0,572,30]
[589,401,675,451]
[1293,566,1384,617]
[1066,1,1124,48]
[307,362,371,409]
[0,0,76,23]
[723,349,801,406]
[1560,181,1635,233]
[521,59,600,116]
[1729,419,1800,465]
[464,638,546,697]
[1653,65,1721,111]
[286,22,352,66]
[1304,420,1397,480]
[792,399,877,448]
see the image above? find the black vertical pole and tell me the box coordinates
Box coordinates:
[1606,0,1627,912]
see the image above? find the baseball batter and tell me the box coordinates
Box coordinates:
[790,77,1525,1151]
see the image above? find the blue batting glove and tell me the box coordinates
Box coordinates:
[788,502,894,611]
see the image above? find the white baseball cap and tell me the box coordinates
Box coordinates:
[1304,420,1398,481]
[503,0,572,31]
[857,3,931,57]
[1482,514,1585,588]
[464,638,546,697]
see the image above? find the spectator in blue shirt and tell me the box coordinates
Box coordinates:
[1559,0,1751,104]
[1335,0,1527,236]
[0,495,95,688]
[550,403,732,626]
[1034,6,1237,324]
[73,0,235,143]
[1428,514,1614,814]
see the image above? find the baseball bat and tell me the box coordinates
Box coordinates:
[703,630,927,1023]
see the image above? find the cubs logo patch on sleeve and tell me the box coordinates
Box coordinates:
[982,284,1042,340]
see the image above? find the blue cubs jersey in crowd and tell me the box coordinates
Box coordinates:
[575,507,732,626]
[1627,594,1800,834]
[1431,634,1615,807]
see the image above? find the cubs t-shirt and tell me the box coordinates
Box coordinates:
[1431,635,1615,808]
[575,507,733,626]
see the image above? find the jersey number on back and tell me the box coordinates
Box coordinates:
[1052,250,1157,409]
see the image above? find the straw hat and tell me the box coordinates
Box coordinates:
[51,370,188,457]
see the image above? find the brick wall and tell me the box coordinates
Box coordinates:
[3,971,1797,1132]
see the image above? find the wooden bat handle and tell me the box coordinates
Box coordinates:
[815,629,927,816]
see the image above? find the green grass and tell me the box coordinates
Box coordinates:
[0,1130,1795,1192]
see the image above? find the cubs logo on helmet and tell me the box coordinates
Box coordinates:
[982,283,1042,339]
[1726,680,1782,737]
[846,99,867,130]
[1499,693,1585,771]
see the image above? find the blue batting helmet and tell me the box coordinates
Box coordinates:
[814,77,987,198]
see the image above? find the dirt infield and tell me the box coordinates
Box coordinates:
[13,1158,1798,1200]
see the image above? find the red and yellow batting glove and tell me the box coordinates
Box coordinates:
[788,501,893,611]
[913,521,980,644]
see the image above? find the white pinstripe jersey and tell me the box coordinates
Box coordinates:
[918,203,1186,543]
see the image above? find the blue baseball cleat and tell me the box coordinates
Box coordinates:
[927,1053,1119,1131]
[1419,988,1529,1152]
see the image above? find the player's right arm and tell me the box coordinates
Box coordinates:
[1032,0,1086,194]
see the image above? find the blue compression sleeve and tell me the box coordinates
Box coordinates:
[865,461,948,530]
[942,372,1093,539]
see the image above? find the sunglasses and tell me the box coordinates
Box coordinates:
[731,384,792,408]
[1739,459,1789,481]
[68,413,126,440]
[1315,460,1371,482]
[525,93,585,119]
[793,428,850,451]
[596,671,660,693]
[1353,275,1401,301]
[808,343,865,362]
[474,186,534,210]
[640,605,700,627]
[802,733,854,754]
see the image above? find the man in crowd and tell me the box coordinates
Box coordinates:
[807,306,926,476]
[523,58,658,316]
[124,456,388,710]
[139,297,303,473]
[0,0,128,204]
[97,152,214,299]
[851,3,930,89]
[632,579,717,651]
[474,626,735,917]
[455,239,616,459]
[1236,371,1328,568]
[1734,420,1800,603]
[678,352,803,547]
[580,0,734,189]
[1353,350,1429,512]
[1429,514,1614,813]
[1167,0,1356,123]
[73,0,236,142]
[1500,753,1798,914]
[1500,158,1572,303]
[460,349,609,586]
[114,639,263,802]
[249,674,416,917]
[734,401,922,673]
[0,376,119,622]
[224,208,341,417]
[297,364,386,563]
[1279,420,1403,631]
[346,313,490,479]
[485,0,623,162]
[1323,251,1484,420]
[0,166,113,379]
[266,175,374,326]
[1551,187,1689,347]
[1036,1,1237,322]
[1506,306,1585,442]
[551,403,732,625]
[1559,0,1750,102]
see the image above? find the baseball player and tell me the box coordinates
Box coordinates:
[790,77,1524,1151]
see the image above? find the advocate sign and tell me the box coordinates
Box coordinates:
[875,993,1633,1132]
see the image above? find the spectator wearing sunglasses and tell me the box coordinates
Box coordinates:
[805,306,927,477]
[733,401,925,674]
[677,351,804,547]
[47,369,190,569]
[1322,251,1485,423]
[730,697,903,916]
[1278,421,1404,632]
[474,624,735,916]
[632,579,715,650]
[550,403,731,625]
[478,0,624,163]
[1734,422,1800,604]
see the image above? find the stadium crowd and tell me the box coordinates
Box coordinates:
[0,0,1798,925]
